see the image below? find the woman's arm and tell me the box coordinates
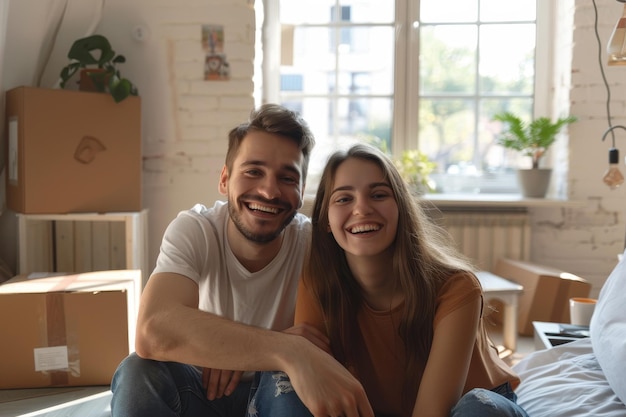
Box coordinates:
[411,292,482,417]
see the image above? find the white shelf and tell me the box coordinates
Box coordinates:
[16,210,149,287]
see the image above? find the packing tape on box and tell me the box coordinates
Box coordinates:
[36,293,81,385]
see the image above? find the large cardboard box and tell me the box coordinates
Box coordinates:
[494,258,591,336]
[0,270,141,389]
[5,86,142,214]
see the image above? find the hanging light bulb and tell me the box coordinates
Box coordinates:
[608,0,626,65]
[594,1,626,187]
[601,126,626,189]
[603,148,624,189]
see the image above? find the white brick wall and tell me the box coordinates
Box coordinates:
[531,0,626,297]
[97,0,258,270]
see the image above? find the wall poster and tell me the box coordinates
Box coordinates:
[202,25,230,81]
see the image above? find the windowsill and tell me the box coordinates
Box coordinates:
[301,193,588,216]
[422,193,588,209]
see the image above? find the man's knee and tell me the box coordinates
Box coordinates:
[112,353,167,392]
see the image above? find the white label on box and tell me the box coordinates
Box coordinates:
[34,346,69,371]
[8,117,18,184]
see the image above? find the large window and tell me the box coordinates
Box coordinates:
[259,0,551,196]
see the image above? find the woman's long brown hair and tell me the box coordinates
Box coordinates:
[303,144,476,406]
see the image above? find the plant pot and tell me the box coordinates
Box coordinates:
[517,168,551,198]
[79,68,110,92]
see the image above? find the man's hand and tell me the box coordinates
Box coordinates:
[282,337,375,417]
[200,324,327,401]
[202,368,244,400]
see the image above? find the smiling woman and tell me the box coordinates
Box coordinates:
[327,157,399,261]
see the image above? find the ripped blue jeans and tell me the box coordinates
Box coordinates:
[110,352,253,417]
[247,371,529,417]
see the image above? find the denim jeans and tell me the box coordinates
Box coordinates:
[246,371,530,417]
[110,353,253,417]
[449,383,529,417]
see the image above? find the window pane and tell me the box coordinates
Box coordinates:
[287,97,392,194]
[419,98,479,193]
[419,98,475,170]
[285,26,393,96]
[420,0,478,23]
[281,0,393,24]
[480,97,533,169]
[480,0,536,22]
[479,24,535,94]
[419,25,477,95]
[339,0,394,23]
[417,3,537,194]
[285,27,335,94]
[280,0,336,24]
[337,27,394,95]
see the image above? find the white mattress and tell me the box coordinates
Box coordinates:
[512,338,626,417]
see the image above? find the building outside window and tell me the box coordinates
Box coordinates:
[258,0,551,196]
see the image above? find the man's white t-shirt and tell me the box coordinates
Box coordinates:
[152,200,311,331]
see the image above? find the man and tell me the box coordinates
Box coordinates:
[110,104,374,417]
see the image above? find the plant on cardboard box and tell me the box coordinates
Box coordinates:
[59,34,138,103]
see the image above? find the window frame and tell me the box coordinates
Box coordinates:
[259,0,557,196]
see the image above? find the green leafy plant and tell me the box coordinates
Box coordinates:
[59,34,138,103]
[394,149,436,193]
[493,112,577,169]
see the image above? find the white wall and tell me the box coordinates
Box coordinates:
[0,0,624,298]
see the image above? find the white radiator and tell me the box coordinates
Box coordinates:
[434,209,531,271]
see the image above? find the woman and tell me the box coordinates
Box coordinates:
[248,144,528,417]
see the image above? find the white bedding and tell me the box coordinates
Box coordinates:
[512,338,626,417]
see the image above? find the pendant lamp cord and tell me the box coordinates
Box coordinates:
[593,0,621,147]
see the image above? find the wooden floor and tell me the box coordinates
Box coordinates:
[0,386,111,417]
[486,322,535,367]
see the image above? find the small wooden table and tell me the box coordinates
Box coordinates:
[476,271,524,352]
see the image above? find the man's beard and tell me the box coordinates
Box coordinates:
[228,196,297,243]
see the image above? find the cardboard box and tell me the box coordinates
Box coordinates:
[493,258,591,336]
[5,86,142,214]
[0,270,141,389]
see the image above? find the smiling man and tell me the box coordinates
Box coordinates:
[110,104,374,417]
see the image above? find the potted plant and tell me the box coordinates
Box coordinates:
[493,112,577,198]
[394,149,436,195]
[59,34,138,103]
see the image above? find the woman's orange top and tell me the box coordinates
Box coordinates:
[294,272,520,417]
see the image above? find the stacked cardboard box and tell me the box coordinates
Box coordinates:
[0,270,140,389]
[5,86,142,214]
[494,258,591,336]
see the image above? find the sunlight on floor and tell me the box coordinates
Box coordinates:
[485,321,535,367]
